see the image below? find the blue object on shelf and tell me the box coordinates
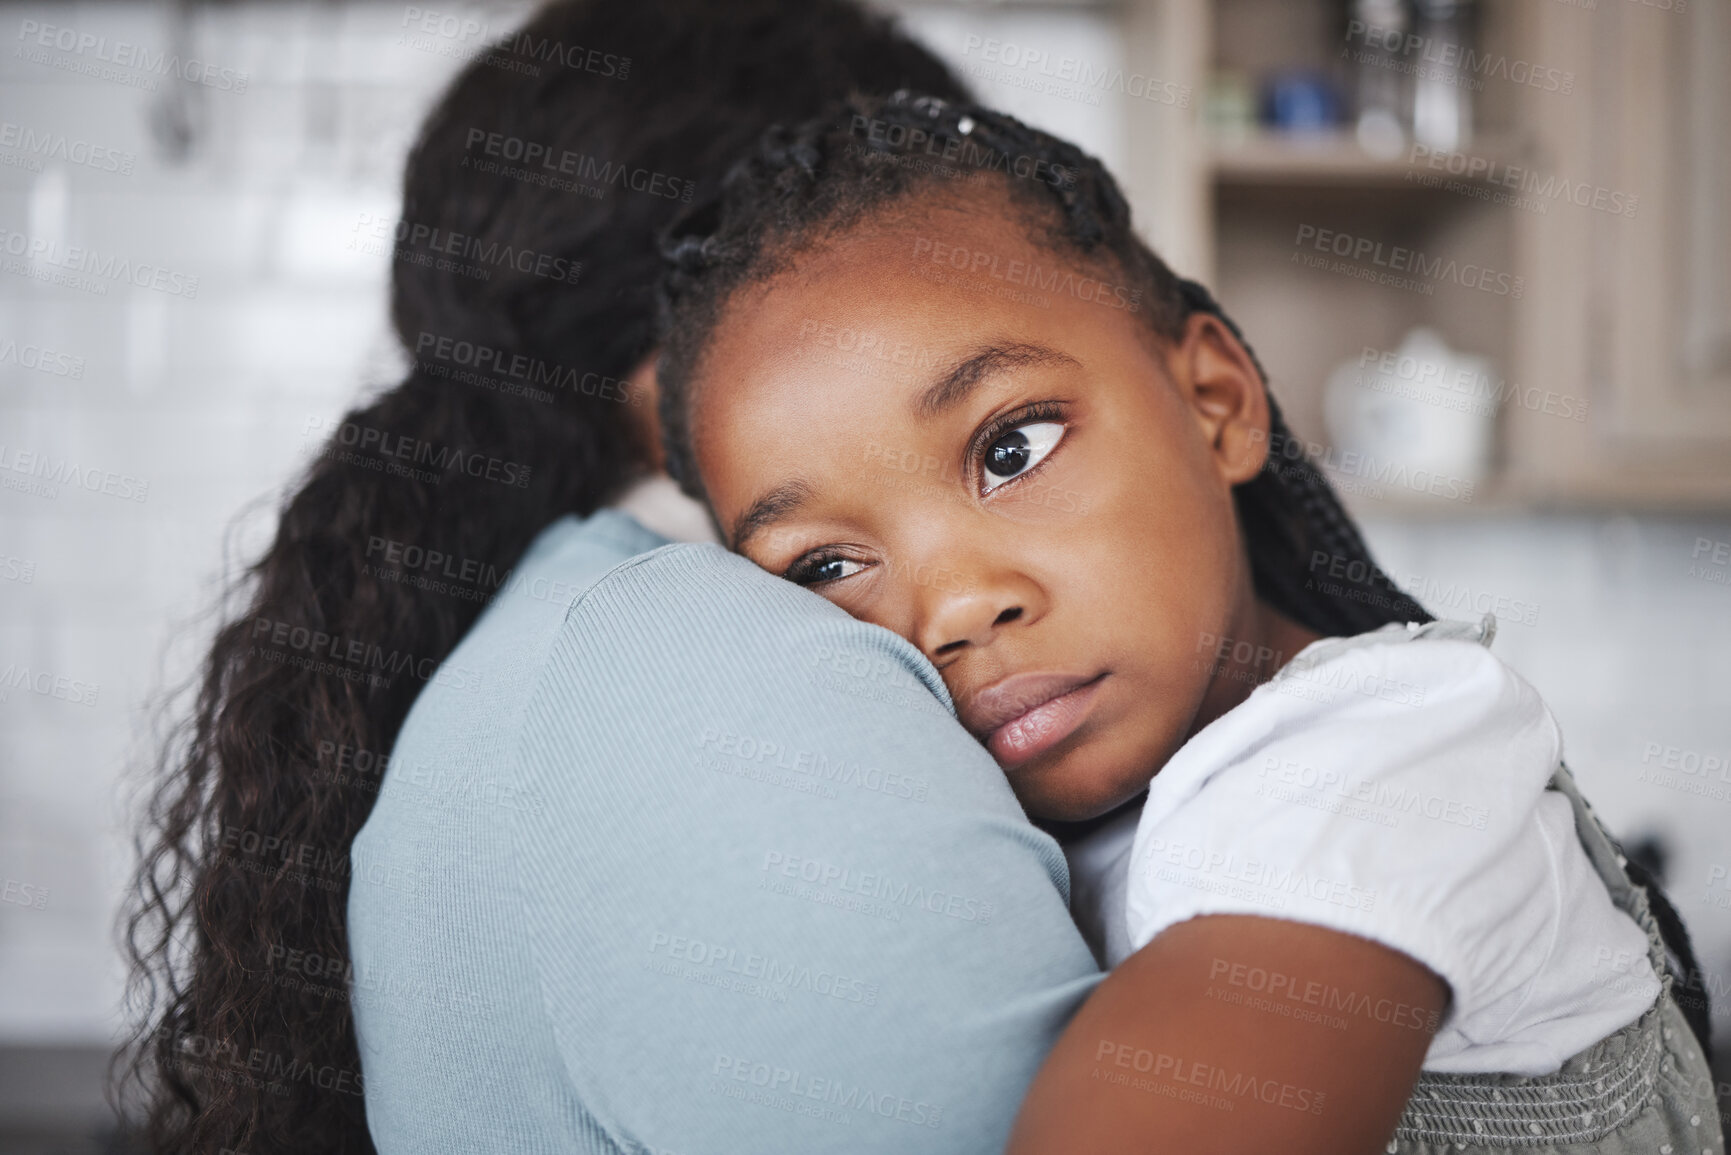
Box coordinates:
[1261,73,1342,133]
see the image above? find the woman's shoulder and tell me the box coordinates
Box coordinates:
[375,511,684,814]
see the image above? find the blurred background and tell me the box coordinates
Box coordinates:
[1,0,1727,1148]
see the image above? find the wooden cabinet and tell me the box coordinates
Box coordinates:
[1509,0,1731,503]
[1108,0,1731,511]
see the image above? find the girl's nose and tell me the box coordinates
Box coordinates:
[912,565,1041,661]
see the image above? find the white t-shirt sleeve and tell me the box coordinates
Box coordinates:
[1123,632,1659,1075]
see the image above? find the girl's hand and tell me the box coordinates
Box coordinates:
[1007,914,1448,1155]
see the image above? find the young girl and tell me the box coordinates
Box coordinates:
[654,93,1723,1153]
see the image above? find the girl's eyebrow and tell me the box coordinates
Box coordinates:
[730,478,814,553]
[912,341,1079,419]
[732,343,1077,552]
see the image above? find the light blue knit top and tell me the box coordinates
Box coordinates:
[347,511,1103,1154]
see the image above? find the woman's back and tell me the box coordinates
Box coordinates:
[120,4,978,1149]
[351,512,662,1151]
[351,511,1105,1153]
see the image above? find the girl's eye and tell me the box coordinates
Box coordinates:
[983,421,1064,492]
[789,554,865,586]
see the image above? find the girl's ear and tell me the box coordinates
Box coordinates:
[1170,312,1270,487]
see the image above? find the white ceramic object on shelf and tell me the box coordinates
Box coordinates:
[1323,326,1497,487]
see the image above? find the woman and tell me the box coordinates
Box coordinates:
[116,4,1096,1153]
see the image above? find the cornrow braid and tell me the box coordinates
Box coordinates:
[657,90,1426,637]
[1171,276,1432,634]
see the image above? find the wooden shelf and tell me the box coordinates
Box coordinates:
[1112,0,1731,509]
[1208,130,1530,188]
[1333,465,1731,518]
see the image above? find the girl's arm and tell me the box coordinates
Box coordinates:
[1007,914,1448,1155]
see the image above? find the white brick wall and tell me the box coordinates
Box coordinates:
[0,0,528,1042]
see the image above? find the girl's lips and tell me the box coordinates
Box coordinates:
[983,675,1106,768]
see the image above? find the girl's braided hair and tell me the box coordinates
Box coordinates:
[657,90,1430,636]
[655,90,1715,1054]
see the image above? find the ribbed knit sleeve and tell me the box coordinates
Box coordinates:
[509,542,1101,1155]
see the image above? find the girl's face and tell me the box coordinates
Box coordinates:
[688,195,1288,821]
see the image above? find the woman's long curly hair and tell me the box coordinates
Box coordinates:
[113,9,967,1153]
[654,93,1712,1051]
